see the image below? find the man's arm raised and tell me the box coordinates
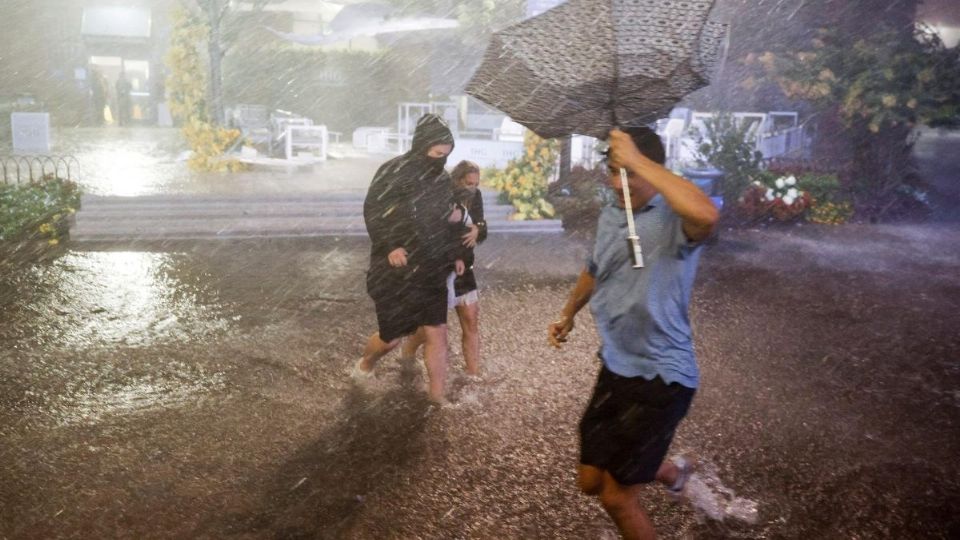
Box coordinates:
[608,129,719,242]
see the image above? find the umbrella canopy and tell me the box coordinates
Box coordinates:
[466,0,727,139]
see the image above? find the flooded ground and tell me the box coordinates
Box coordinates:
[2,224,959,539]
[52,127,384,196]
[2,126,958,537]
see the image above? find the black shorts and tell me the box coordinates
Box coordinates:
[368,281,448,343]
[579,364,696,486]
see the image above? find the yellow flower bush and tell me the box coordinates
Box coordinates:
[165,7,246,172]
[485,131,558,220]
[182,119,246,173]
[807,201,853,225]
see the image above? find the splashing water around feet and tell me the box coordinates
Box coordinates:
[677,461,759,524]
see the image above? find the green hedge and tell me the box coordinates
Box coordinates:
[0,177,81,244]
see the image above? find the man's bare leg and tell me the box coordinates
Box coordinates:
[421,324,449,403]
[578,464,656,540]
[357,332,400,373]
[400,326,426,361]
[455,302,480,376]
[654,460,681,488]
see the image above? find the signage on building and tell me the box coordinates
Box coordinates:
[526,0,566,19]
[81,6,151,38]
[11,113,51,153]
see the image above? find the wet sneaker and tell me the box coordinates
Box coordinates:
[350,359,374,381]
[666,456,694,501]
[667,457,758,523]
[428,397,460,410]
[676,472,726,521]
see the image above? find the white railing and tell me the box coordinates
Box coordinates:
[660,110,808,169]
[352,127,393,153]
[757,125,806,159]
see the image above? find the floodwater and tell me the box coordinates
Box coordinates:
[2,127,960,538]
[53,127,384,196]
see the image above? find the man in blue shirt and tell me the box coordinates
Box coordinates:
[548,127,719,540]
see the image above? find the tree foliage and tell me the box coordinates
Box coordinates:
[693,113,765,209]
[747,25,959,216]
[748,26,960,132]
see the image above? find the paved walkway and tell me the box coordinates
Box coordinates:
[53,127,390,197]
[55,128,563,240]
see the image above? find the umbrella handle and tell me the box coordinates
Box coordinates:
[621,168,644,268]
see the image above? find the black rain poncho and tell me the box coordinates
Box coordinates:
[362,114,461,339]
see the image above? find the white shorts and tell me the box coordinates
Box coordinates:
[446,271,479,310]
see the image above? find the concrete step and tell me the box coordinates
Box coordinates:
[72,215,562,232]
[72,225,563,241]
[73,204,515,221]
[70,191,563,241]
[70,214,563,241]
[81,191,506,207]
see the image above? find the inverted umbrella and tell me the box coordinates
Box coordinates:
[466,0,726,140]
[466,0,726,266]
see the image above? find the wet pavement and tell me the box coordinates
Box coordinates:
[2,224,960,539]
[2,127,959,538]
[52,127,386,197]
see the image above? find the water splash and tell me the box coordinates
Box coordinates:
[680,461,759,524]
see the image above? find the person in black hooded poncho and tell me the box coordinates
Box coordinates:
[354,113,464,404]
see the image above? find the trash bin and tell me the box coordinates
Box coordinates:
[682,167,725,211]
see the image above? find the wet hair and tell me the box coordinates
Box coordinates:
[618,125,667,165]
[450,160,480,184]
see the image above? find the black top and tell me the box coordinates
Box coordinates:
[452,190,487,297]
[363,114,460,291]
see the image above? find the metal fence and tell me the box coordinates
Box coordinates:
[0,155,80,185]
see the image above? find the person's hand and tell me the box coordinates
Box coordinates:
[455,259,466,276]
[548,314,575,349]
[448,204,464,223]
[607,128,646,171]
[388,247,408,267]
[461,224,479,248]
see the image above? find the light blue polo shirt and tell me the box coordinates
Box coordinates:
[587,196,704,389]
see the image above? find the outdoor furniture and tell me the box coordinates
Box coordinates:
[352,127,393,153]
[228,104,271,146]
[282,124,328,161]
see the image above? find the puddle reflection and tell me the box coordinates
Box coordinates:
[25,251,232,348]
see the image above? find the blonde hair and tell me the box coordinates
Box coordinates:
[450,160,481,185]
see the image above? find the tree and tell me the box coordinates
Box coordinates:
[179,0,278,126]
[165,6,244,172]
[751,26,960,217]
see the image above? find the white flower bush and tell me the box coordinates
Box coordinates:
[757,175,804,206]
[744,173,811,221]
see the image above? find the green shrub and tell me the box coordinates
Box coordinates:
[0,177,81,243]
[692,113,765,209]
[547,166,606,232]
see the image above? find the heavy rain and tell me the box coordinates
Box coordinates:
[1,0,959,538]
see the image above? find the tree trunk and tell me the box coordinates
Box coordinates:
[559,135,572,182]
[849,121,918,218]
[207,24,225,126]
[204,1,225,127]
